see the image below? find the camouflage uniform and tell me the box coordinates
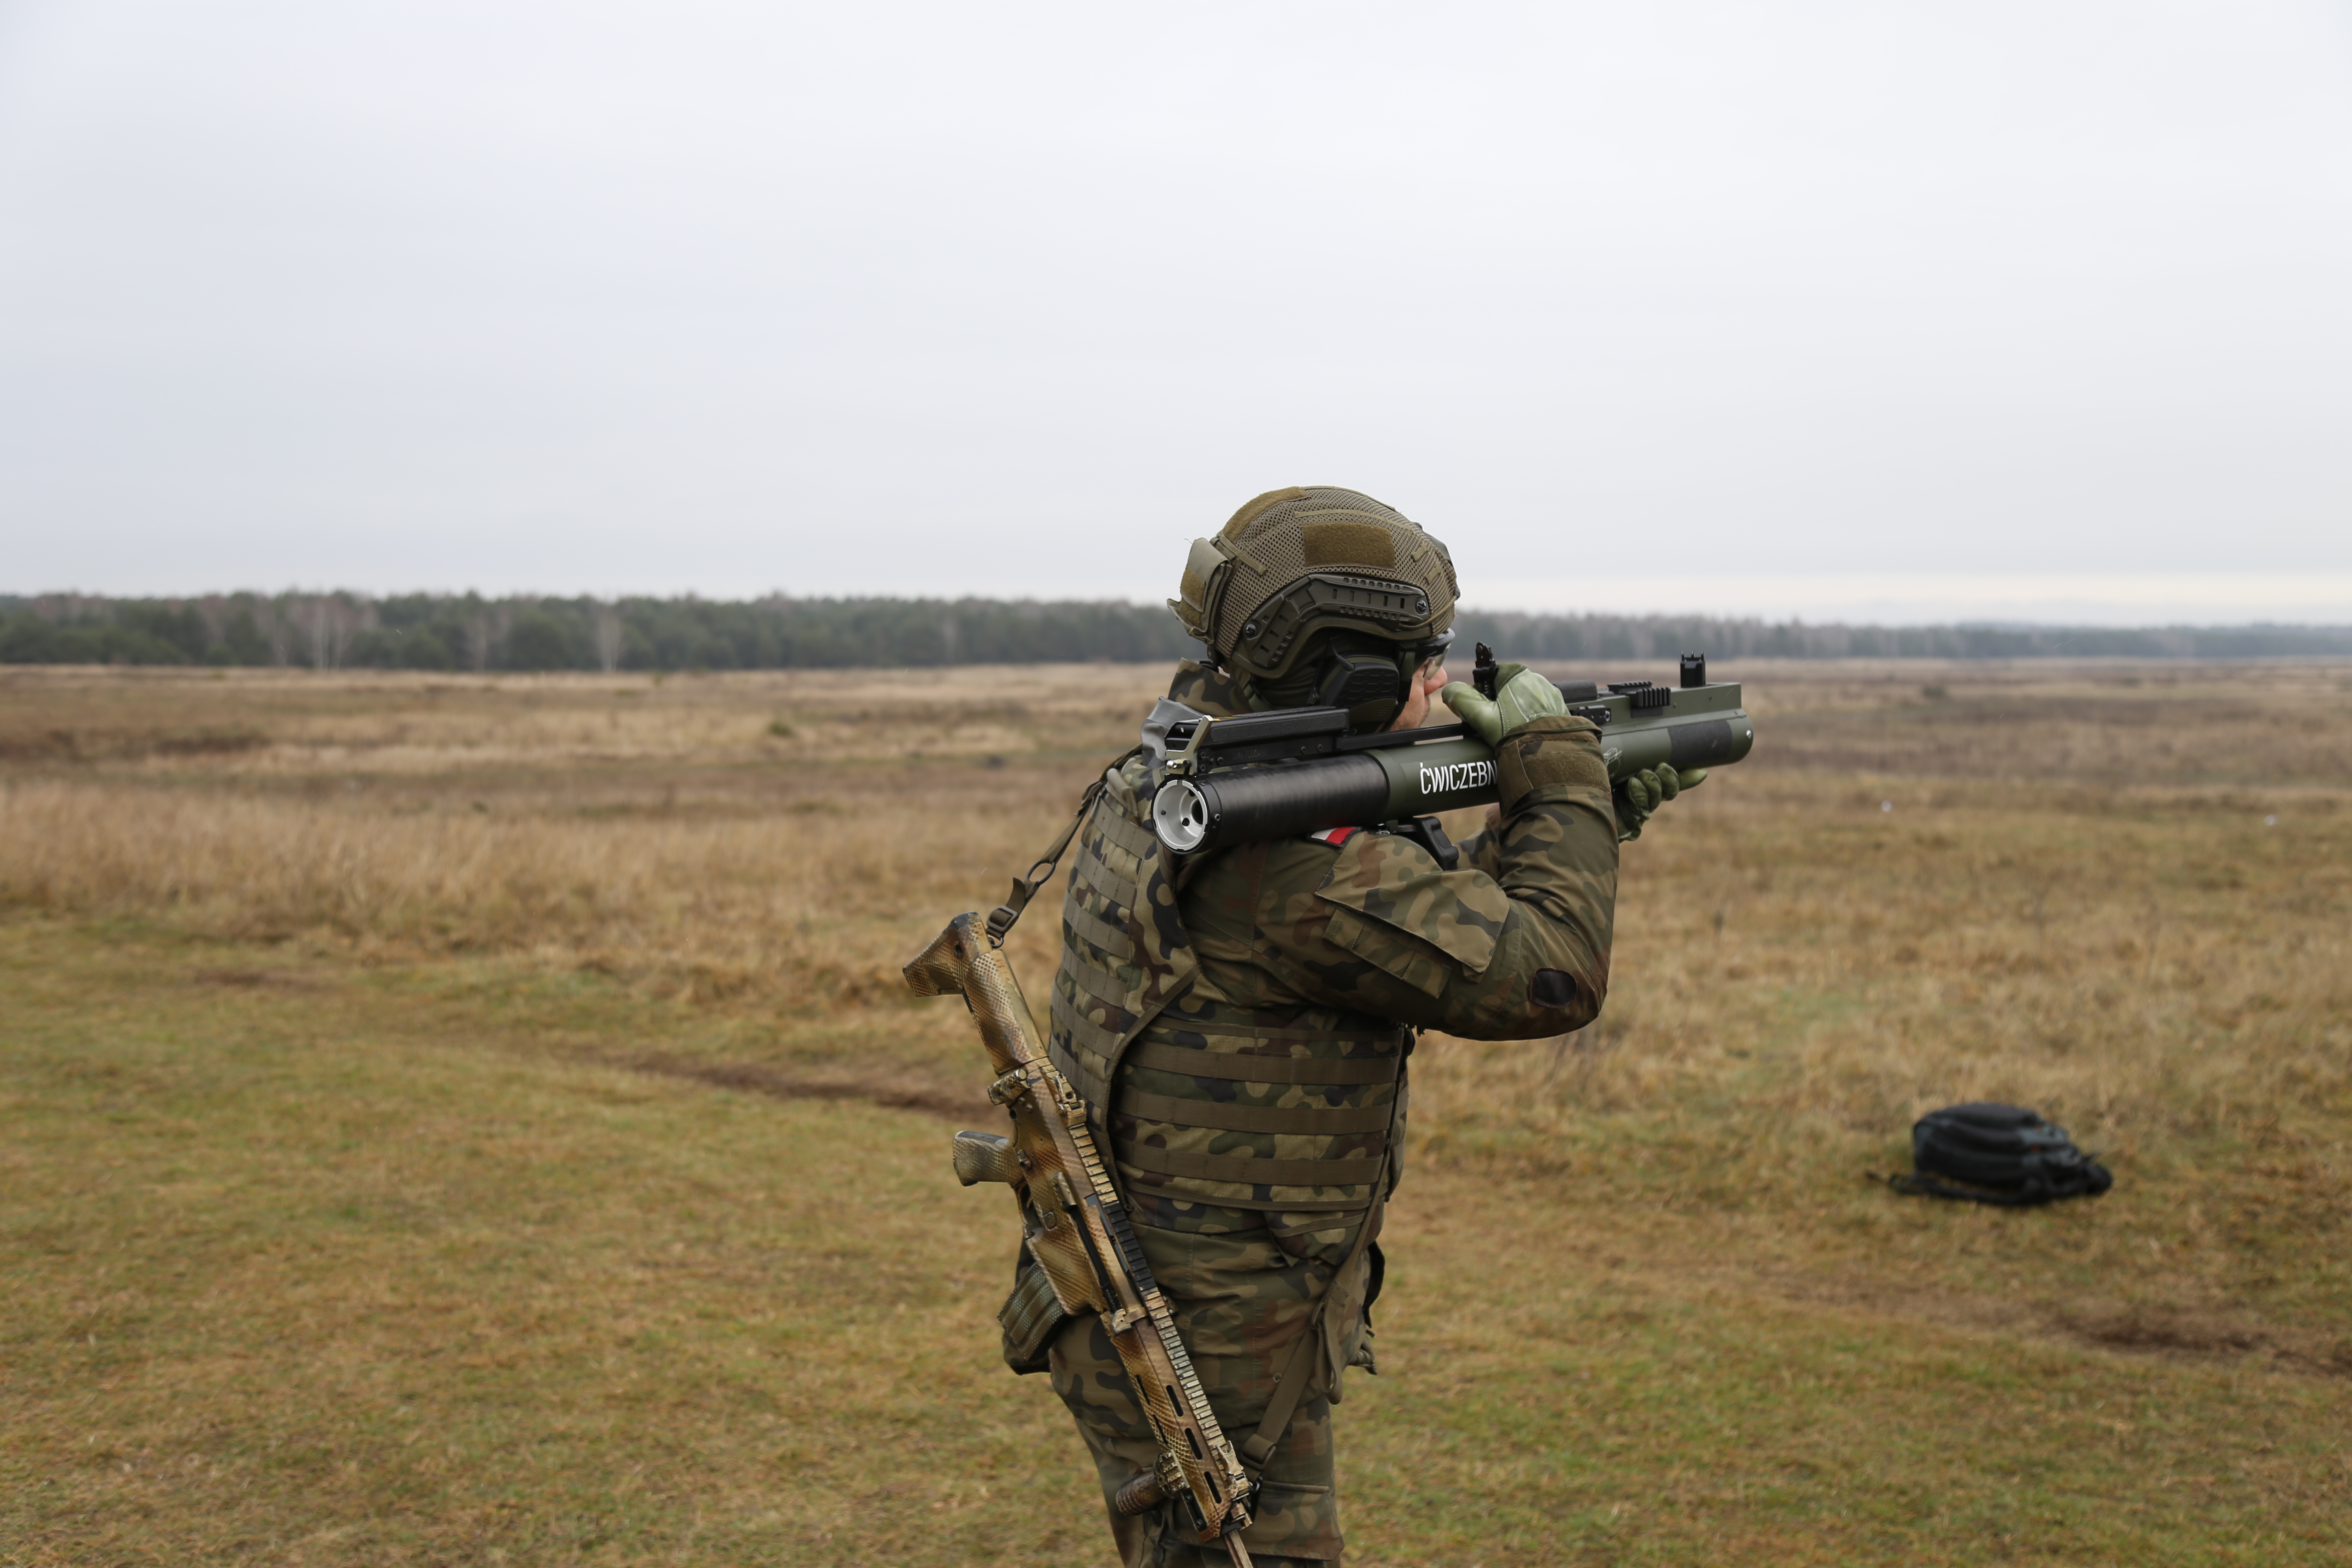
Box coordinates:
[1023,660,1619,1566]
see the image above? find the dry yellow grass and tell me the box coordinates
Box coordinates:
[0,665,1152,1023]
[4,659,2350,1564]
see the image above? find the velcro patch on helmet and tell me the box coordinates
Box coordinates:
[1302,519,1396,568]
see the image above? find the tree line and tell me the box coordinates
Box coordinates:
[0,593,1200,671]
[3,591,2349,671]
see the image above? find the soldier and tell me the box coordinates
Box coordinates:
[1007,486,1688,1566]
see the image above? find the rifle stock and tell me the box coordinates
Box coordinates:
[905,913,1258,1565]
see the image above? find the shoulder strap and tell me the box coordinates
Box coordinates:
[986,747,1143,946]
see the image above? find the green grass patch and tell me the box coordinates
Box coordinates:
[4,920,2346,1565]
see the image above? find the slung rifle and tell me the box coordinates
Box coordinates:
[904,913,1259,1567]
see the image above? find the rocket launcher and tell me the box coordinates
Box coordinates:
[1150,650,1753,858]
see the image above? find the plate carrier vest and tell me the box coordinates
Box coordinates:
[1044,756,1407,1216]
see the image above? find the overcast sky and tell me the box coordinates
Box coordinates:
[3,1,2349,623]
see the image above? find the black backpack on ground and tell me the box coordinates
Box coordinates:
[1884,1102,2113,1207]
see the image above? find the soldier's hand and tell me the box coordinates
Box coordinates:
[1441,665,1567,748]
[1385,655,1453,732]
[1614,764,1703,841]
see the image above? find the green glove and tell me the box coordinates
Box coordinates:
[1614,764,1704,841]
[1440,664,1567,748]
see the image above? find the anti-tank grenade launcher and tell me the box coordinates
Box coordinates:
[1150,648,1753,861]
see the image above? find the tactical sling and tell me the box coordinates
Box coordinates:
[984,747,1141,945]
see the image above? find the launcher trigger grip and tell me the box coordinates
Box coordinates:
[1387,815,1459,870]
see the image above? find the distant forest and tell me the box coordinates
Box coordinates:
[4,591,2350,671]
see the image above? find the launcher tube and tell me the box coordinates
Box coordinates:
[1152,693,1753,855]
[1152,753,1390,852]
[1367,737,1500,818]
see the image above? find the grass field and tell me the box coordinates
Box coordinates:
[4,659,2349,1566]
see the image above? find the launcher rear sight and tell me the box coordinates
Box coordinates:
[1161,706,1467,777]
[1162,661,1746,773]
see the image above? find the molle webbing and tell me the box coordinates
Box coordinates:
[1115,1088,1393,1136]
[1070,837,1139,914]
[1049,990,1121,1109]
[1162,1015,1379,1043]
[1052,986,1129,1059]
[1063,953,1133,1015]
[1111,1026,1405,1212]
[1121,1042,1400,1086]
[1090,805,1161,865]
[1063,900,1136,960]
[1117,1144,1388,1186]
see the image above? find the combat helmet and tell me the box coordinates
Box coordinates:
[1169,486,1458,729]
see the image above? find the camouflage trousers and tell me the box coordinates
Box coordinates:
[1048,1214,1376,1567]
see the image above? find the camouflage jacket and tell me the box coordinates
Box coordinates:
[1163,659,1619,1040]
[1039,661,1619,1240]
